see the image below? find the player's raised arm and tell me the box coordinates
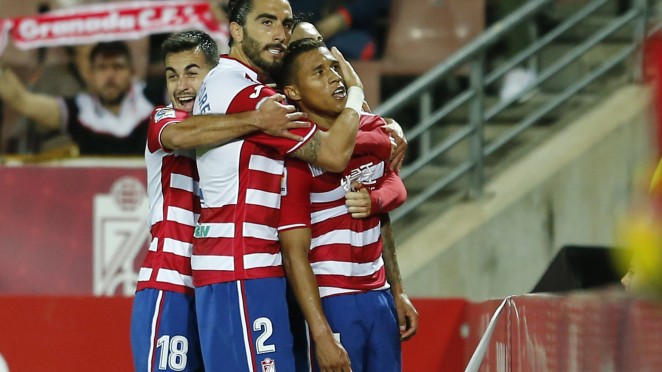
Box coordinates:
[161,94,309,150]
[278,41,364,172]
[383,118,408,172]
[0,66,63,131]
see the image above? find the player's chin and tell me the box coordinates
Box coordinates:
[332,99,347,114]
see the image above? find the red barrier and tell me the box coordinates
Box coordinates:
[0,296,470,371]
[463,290,662,372]
[0,296,134,371]
[0,164,473,371]
[402,298,468,371]
[5,165,661,371]
[644,31,662,156]
[2,292,661,371]
[0,164,148,296]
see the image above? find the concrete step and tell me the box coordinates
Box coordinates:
[538,42,631,93]
[397,120,558,243]
[553,14,635,43]
[552,0,622,19]
[440,92,563,124]
[386,1,640,243]
[396,112,575,243]
[402,164,464,195]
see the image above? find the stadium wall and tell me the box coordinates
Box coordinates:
[2,293,659,371]
[397,84,655,300]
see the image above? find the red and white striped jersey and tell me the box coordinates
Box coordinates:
[191,56,317,287]
[139,105,199,295]
[279,113,407,298]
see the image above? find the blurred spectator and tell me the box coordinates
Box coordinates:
[617,156,662,298]
[17,44,94,153]
[289,0,390,60]
[48,45,93,94]
[0,41,157,156]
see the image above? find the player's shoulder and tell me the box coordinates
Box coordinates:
[359,111,387,128]
[205,58,270,92]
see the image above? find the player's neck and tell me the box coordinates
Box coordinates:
[229,48,268,81]
[303,109,334,130]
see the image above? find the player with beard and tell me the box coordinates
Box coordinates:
[0,41,155,155]
[132,30,308,372]
[190,0,366,370]
[277,38,418,372]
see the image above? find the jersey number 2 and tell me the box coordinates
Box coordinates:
[253,317,276,354]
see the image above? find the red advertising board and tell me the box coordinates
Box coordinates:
[0,296,134,371]
[0,163,470,371]
[0,162,149,296]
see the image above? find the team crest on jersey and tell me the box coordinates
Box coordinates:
[261,357,276,372]
[154,107,177,122]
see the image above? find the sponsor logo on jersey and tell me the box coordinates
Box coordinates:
[261,357,276,372]
[154,107,177,122]
[342,162,377,191]
[194,224,210,238]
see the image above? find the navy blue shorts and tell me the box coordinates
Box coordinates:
[195,277,295,371]
[130,288,204,371]
[295,290,402,372]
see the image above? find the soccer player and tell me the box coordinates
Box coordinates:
[277,38,418,372]
[288,18,408,172]
[190,0,366,370]
[292,21,324,43]
[131,30,308,372]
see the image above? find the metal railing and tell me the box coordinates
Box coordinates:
[376,0,652,223]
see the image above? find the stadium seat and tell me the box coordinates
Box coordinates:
[354,0,485,106]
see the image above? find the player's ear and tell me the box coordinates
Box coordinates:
[230,22,244,44]
[283,85,301,102]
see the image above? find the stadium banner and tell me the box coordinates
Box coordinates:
[0,163,149,296]
[0,0,228,54]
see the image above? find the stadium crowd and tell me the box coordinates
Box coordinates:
[0,0,393,156]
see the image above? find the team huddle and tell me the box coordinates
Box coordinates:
[131,0,417,371]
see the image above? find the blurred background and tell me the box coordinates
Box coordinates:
[1,0,662,370]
